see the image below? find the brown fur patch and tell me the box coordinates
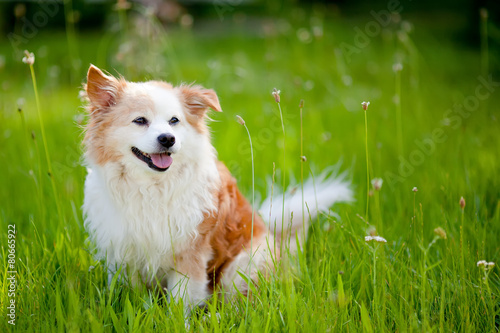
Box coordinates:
[196,162,267,290]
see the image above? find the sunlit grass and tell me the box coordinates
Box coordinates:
[0,7,499,332]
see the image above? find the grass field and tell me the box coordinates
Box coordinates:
[1,4,499,332]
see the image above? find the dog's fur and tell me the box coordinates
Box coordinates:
[82,65,352,310]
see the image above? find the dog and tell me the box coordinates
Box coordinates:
[82,64,352,312]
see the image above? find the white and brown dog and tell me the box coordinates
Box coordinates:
[82,65,352,311]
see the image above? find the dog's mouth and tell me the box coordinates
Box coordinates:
[131,147,173,172]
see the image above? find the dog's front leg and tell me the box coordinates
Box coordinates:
[167,249,211,315]
[168,271,209,310]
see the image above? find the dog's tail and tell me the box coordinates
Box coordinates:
[259,166,353,253]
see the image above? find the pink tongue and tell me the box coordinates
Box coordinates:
[150,153,173,169]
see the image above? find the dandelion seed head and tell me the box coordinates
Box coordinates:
[412,187,418,192]
[272,88,281,103]
[371,178,383,191]
[300,156,307,162]
[361,101,370,111]
[236,115,245,125]
[22,50,35,65]
[460,196,465,209]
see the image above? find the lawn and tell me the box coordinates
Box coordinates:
[1,3,499,331]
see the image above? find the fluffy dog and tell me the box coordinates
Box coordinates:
[82,65,352,311]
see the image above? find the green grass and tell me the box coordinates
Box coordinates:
[1,5,499,332]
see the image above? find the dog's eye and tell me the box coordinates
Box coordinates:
[133,117,148,125]
[169,117,179,125]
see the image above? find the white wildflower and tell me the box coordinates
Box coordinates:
[371,178,383,191]
[361,101,370,111]
[22,50,35,65]
[477,260,495,269]
[365,236,387,243]
[272,88,281,103]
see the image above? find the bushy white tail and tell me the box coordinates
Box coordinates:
[260,167,353,252]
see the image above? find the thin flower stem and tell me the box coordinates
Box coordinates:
[460,207,465,274]
[270,162,276,256]
[242,122,255,322]
[300,102,305,247]
[364,110,370,220]
[277,102,286,249]
[373,245,377,316]
[374,191,381,233]
[29,64,63,221]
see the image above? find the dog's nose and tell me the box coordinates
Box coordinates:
[157,133,175,148]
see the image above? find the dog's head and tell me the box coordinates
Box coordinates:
[83,65,222,174]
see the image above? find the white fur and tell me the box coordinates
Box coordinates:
[260,167,353,252]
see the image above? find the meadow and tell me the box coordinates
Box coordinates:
[0,3,499,331]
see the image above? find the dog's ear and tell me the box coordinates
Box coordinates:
[86,64,122,110]
[178,84,222,117]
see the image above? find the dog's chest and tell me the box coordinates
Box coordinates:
[83,167,217,273]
